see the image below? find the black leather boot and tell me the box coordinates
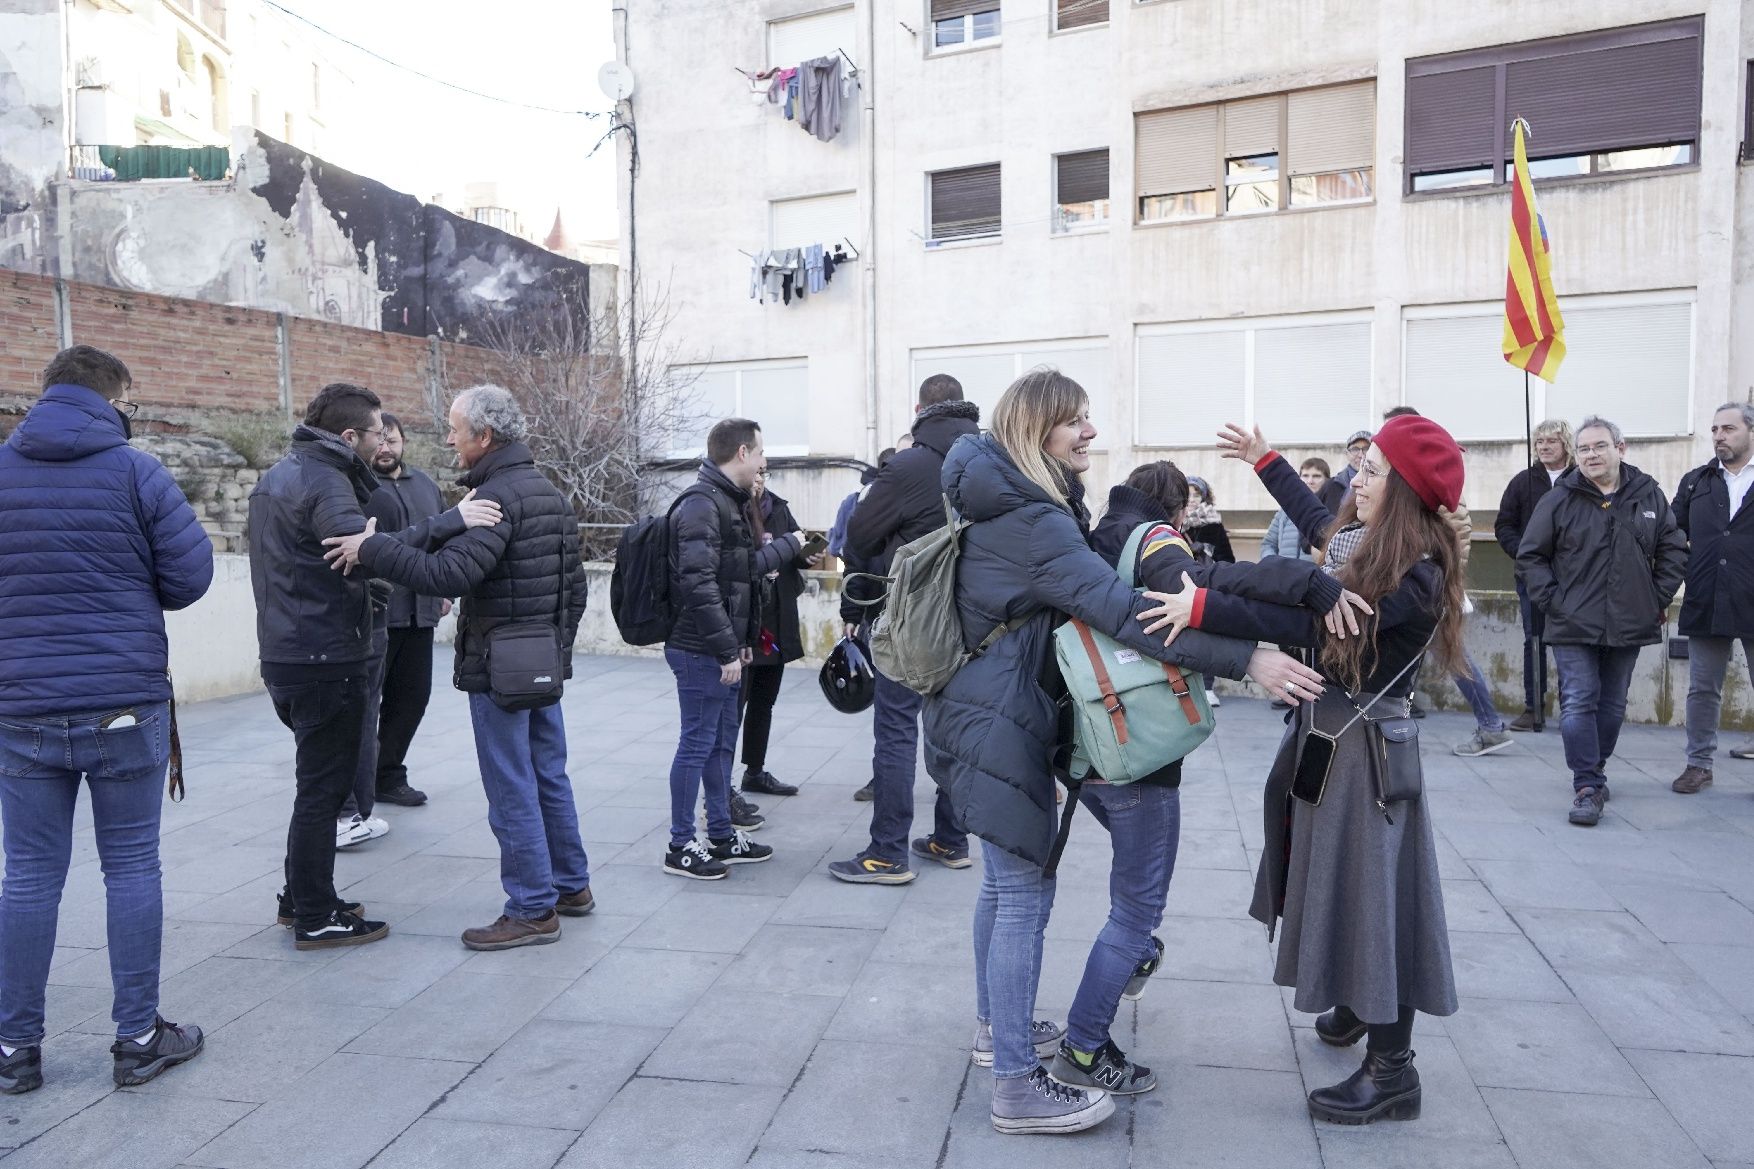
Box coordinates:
[1307,1049,1421,1125]
[1314,1005,1367,1047]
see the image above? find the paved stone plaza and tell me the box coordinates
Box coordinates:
[1,653,1752,1169]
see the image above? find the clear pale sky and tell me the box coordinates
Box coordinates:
[272,0,619,244]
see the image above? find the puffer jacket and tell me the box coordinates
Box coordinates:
[666,462,797,664]
[358,441,589,692]
[922,434,1255,866]
[1516,464,1688,647]
[366,466,449,629]
[0,383,213,716]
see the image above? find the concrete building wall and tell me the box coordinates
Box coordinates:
[619,0,1750,531]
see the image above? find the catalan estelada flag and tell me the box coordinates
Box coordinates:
[1502,119,1566,381]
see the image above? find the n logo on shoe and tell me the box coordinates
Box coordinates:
[1093,1064,1124,1089]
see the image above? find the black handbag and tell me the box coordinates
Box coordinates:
[1295,629,1435,821]
[485,562,571,712]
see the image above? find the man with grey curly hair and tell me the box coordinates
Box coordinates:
[325,384,594,950]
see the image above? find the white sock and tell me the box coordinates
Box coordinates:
[131,1024,157,1045]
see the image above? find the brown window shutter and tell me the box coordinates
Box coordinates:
[931,164,1002,239]
[932,0,995,20]
[1405,65,1496,174]
[1056,0,1108,29]
[1223,95,1282,159]
[1504,32,1701,159]
[1288,81,1375,176]
[1136,105,1219,196]
[1056,149,1109,204]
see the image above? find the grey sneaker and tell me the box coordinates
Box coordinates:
[991,1066,1114,1135]
[1049,1039,1157,1095]
[1569,785,1608,827]
[1121,935,1165,1001]
[972,1018,1065,1068]
[1453,729,1513,757]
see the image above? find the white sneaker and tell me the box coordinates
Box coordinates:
[335,816,371,849]
[1208,692,1222,708]
[356,815,389,842]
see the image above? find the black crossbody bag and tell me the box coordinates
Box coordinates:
[485,557,571,712]
[1292,629,1435,823]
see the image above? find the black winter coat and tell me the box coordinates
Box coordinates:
[666,463,797,664]
[751,490,807,664]
[1672,459,1754,639]
[922,434,1255,866]
[1516,464,1687,648]
[1494,462,1569,559]
[366,466,450,629]
[357,441,588,693]
[846,400,982,570]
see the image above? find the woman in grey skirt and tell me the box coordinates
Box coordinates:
[1144,413,1467,1125]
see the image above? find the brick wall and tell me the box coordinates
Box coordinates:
[0,272,63,397]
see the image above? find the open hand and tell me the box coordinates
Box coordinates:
[456,488,503,529]
[1325,589,1374,639]
[1247,648,1326,706]
[322,517,376,575]
[1136,572,1199,644]
[1217,422,1270,464]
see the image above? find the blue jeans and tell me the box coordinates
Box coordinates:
[868,670,965,864]
[1551,644,1641,792]
[0,703,171,1044]
[973,842,1056,1078]
[1453,653,1505,733]
[1517,581,1549,717]
[1066,782,1181,1053]
[666,648,740,848]
[468,694,590,918]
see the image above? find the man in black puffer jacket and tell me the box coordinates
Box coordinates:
[829,374,980,885]
[331,386,592,951]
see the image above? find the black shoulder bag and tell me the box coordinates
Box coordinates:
[486,551,571,712]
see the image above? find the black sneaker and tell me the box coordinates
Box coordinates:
[741,770,798,796]
[709,830,774,864]
[276,894,363,928]
[853,781,874,802]
[665,839,729,880]
[295,909,390,951]
[1121,935,1166,1001]
[376,783,428,807]
[111,1016,203,1087]
[731,794,765,831]
[0,1044,42,1094]
[1049,1039,1157,1095]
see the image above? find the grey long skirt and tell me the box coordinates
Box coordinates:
[1272,692,1458,1024]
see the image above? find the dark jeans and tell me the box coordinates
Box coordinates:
[1550,644,1640,792]
[737,661,785,773]
[1517,581,1550,717]
[376,626,435,792]
[666,648,740,848]
[868,669,965,864]
[270,674,369,930]
[0,702,170,1045]
[341,623,388,820]
[468,694,590,918]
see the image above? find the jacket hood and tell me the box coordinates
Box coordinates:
[290,423,382,505]
[9,384,130,462]
[944,432,1070,524]
[1102,483,1171,527]
[911,402,981,459]
[1560,462,1657,500]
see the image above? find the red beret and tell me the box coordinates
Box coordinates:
[1372,415,1464,512]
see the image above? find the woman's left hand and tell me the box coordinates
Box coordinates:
[1136,572,1199,643]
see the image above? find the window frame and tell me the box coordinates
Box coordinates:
[1051,0,1109,34]
[926,162,1002,247]
[1052,148,1111,234]
[667,359,813,459]
[909,338,1114,448]
[928,7,1001,56]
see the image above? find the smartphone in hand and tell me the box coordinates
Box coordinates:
[799,534,829,560]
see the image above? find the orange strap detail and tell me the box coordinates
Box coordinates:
[1161,663,1202,726]
[1073,620,1128,747]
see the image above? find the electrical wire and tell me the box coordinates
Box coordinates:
[257,0,608,117]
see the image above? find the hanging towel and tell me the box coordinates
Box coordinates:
[798,56,844,142]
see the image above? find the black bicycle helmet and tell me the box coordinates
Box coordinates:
[819,634,876,714]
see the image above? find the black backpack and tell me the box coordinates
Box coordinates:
[609,486,731,646]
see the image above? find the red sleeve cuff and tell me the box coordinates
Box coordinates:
[1254,451,1282,473]
[1190,587,1209,629]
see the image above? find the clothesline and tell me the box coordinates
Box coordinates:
[745,241,857,306]
[737,52,858,142]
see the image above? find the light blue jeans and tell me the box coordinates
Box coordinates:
[973,839,1057,1078]
[1453,653,1506,733]
[468,695,590,919]
[0,703,170,1044]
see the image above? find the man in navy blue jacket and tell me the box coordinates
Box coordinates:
[0,346,213,1095]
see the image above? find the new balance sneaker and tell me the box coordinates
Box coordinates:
[971,1018,1065,1068]
[912,836,973,869]
[709,830,773,864]
[295,909,390,951]
[555,887,595,916]
[1121,935,1166,1001]
[1453,729,1513,757]
[990,1066,1114,1135]
[276,894,363,928]
[111,1016,203,1087]
[730,794,765,831]
[0,1044,42,1095]
[461,912,560,951]
[827,852,915,885]
[1050,1039,1157,1095]
[665,839,728,880]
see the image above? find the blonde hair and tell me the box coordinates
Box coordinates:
[1532,417,1573,461]
[990,367,1089,510]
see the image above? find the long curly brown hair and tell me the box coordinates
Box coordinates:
[1319,470,1466,691]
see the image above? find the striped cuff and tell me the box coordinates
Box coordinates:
[1190,588,1209,629]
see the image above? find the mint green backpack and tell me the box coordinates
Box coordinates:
[1053,522,1215,783]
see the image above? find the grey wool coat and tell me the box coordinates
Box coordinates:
[922,434,1255,867]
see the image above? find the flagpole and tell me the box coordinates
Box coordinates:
[1524,369,1533,469]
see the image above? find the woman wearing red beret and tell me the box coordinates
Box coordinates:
[1139,414,1466,1125]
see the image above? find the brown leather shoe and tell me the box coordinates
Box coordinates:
[1508,711,1543,733]
[1671,766,1713,794]
[555,887,595,917]
[461,912,560,951]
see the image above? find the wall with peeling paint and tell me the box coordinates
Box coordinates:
[0,1,65,275]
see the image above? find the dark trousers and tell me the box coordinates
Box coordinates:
[270,674,368,930]
[1517,581,1550,718]
[376,626,435,791]
[737,661,785,772]
[868,669,965,864]
[341,624,387,820]
[1551,643,1640,792]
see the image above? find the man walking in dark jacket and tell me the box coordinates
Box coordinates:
[1495,419,1574,732]
[829,374,979,885]
[659,418,800,880]
[1669,403,1754,794]
[328,385,591,948]
[0,346,213,1094]
[1517,416,1688,826]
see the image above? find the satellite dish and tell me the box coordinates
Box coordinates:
[598,62,636,101]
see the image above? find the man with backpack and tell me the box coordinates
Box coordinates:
[659,419,803,879]
[829,375,979,885]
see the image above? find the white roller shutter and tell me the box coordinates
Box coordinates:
[767,7,855,69]
[771,191,859,250]
[739,364,812,452]
[911,352,1018,424]
[1546,300,1692,438]
[1253,321,1373,443]
[1403,312,1526,441]
[1024,344,1111,449]
[1136,328,1246,446]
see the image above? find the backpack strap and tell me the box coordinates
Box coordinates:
[1041,780,1080,880]
[1072,619,1128,746]
[1162,664,1201,726]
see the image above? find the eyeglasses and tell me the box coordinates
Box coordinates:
[354,427,385,439]
[113,399,140,419]
[1576,442,1616,457]
[1356,463,1385,484]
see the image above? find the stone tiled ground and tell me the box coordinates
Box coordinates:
[3,654,1753,1168]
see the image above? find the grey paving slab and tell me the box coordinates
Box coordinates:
[1564,970,1754,1055]
[1130,1064,1324,1169]
[431,1019,667,1131]
[1314,1132,1521,1168]
[1157,914,1277,984]
[1672,942,1754,1019]
[0,1090,253,1169]
[364,1118,576,1169]
[1441,878,1523,933]
[824,959,973,1051]
[1511,906,1689,975]
[1613,882,1754,944]
[755,1039,967,1164]
[0,1031,121,1145]
[539,946,734,1028]
[719,922,880,997]
[554,1077,785,1169]
[342,969,570,1063]
[47,920,263,989]
[134,999,389,1104]
[1137,978,1299,1072]
[1627,1050,1754,1164]
[619,890,783,954]
[275,931,472,1008]
[641,986,840,1087]
[938,1061,1134,1169]
[1445,999,1652,1097]
[1447,930,1576,1002]
[1470,858,1622,910]
[1481,1087,1713,1169]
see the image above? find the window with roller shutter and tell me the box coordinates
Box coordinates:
[1054,149,1109,231]
[930,0,1000,53]
[1405,17,1702,192]
[928,163,1001,243]
[910,339,1113,446]
[767,7,855,70]
[1054,0,1108,32]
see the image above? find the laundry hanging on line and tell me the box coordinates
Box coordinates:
[747,243,851,305]
[740,54,856,142]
